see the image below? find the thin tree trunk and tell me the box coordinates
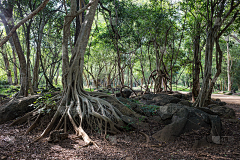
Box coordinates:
[192,32,201,102]
[12,48,18,85]
[39,55,55,89]
[33,17,46,90]
[55,67,59,85]
[0,17,18,85]
[11,26,28,96]
[130,64,133,89]
[226,36,231,91]
[1,47,12,84]
[154,40,163,93]
[83,71,89,88]
[26,22,34,95]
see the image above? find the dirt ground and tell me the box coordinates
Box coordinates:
[211,94,240,105]
[0,95,240,160]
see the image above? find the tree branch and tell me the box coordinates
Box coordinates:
[0,0,50,47]
[218,10,239,38]
[230,34,240,43]
[65,1,95,25]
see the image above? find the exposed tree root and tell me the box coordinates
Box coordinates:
[10,106,41,126]
[139,131,150,146]
[9,85,132,146]
[25,112,42,135]
[10,83,143,148]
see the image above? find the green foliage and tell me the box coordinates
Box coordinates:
[0,70,8,85]
[138,104,160,116]
[33,93,57,114]
[172,84,191,92]
[122,98,160,116]
[0,85,20,96]
[121,122,133,131]
[84,88,95,92]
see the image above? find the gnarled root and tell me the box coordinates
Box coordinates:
[10,106,41,126]
[31,87,127,146]
[25,112,42,135]
[11,82,139,147]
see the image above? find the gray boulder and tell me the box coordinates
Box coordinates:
[170,92,183,99]
[153,94,181,105]
[121,115,149,130]
[153,104,221,143]
[122,89,132,98]
[211,99,227,106]
[178,100,192,107]
[152,117,187,142]
[116,89,133,98]
[140,93,181,106]
[141,93,156,100]
[156,103,182,120]
[209,105,235,118]
[0,95,40,124]
[153,107,190,142]
[181,107,210,133]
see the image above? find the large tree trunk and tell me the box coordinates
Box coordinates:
[206,38,223,98]
[193,27,215,107]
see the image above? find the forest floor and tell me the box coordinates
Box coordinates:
[0,94,240,160]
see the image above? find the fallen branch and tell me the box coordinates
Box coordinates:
[140,131,150,146]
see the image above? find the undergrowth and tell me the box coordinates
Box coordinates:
[121,98,160,116]
[0,85,20,96]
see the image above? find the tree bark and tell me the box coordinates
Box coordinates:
[0,47,12,84]
[12,48,18,85]
[192,31,201,102]
[154,40,163,93]
[226,36,231,91]
[25,22,34,95]
[0,15,18,85]
[12,30,28,96]
[33,16,46,90]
